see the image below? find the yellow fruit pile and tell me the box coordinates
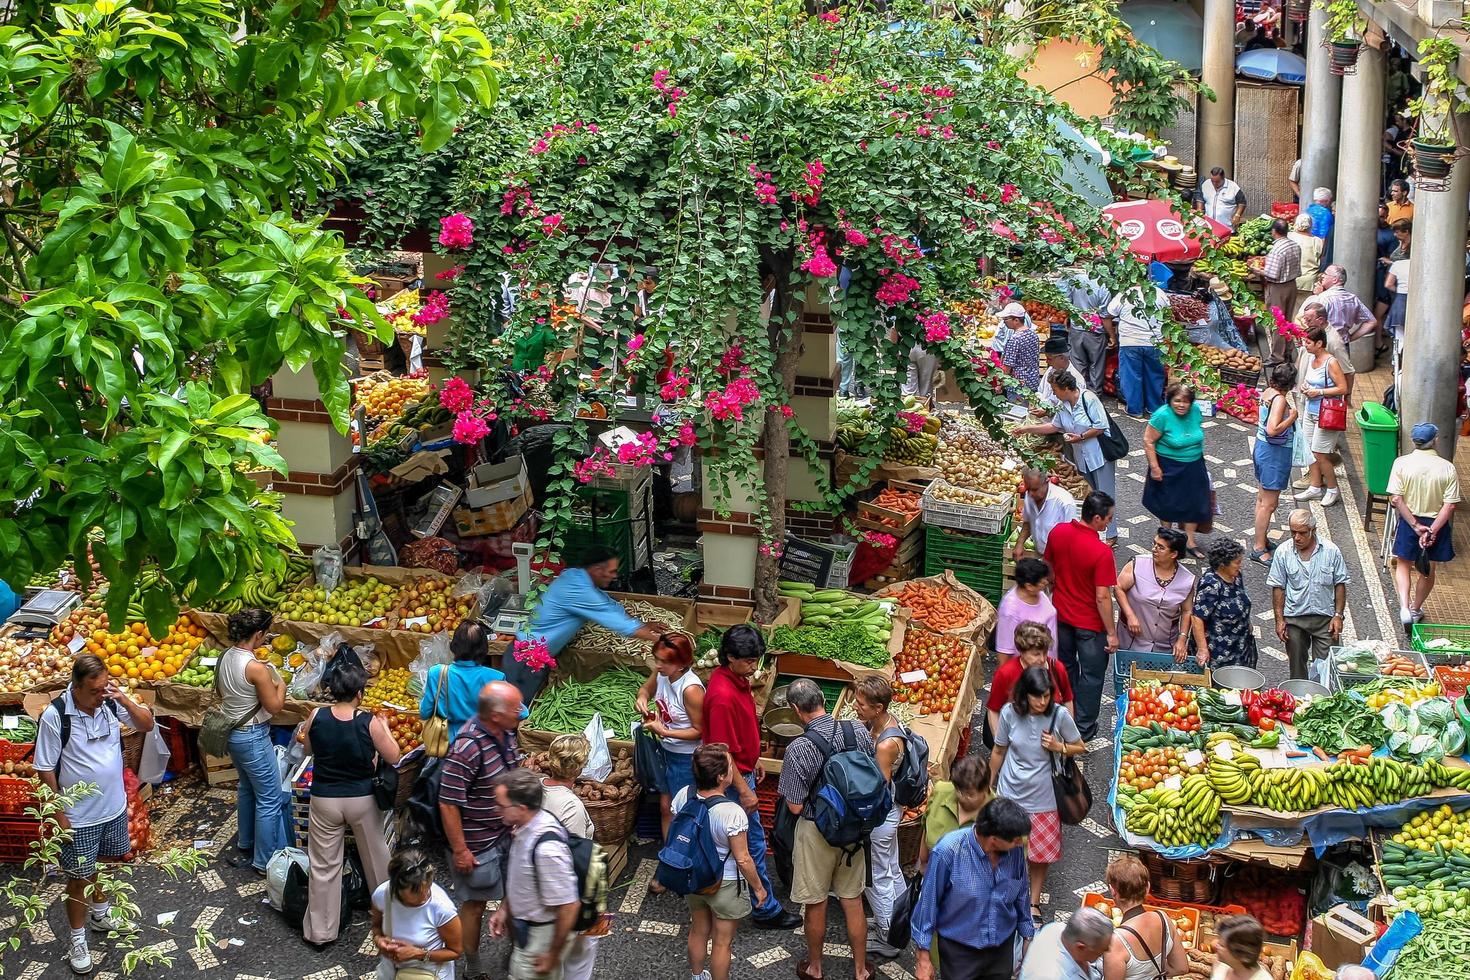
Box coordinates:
[363,667,415,711]
[89,618,209,688]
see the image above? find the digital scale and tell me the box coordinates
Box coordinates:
[485,542,537,637]
[7,589,81,635]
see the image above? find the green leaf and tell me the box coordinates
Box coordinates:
[142,583,178,641]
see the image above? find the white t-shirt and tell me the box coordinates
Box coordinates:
[1389,259,1411,294]
[671,787,749,879]
[1108,287,1166,347]
[541,783,594,838]
[372,882,458,980]
[33,690,143,829]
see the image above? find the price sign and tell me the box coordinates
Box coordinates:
[404,616,430,628]
[1214,742,1235,761]
[1184,749,1205,768]
[67,636,86,654]
[364,617,385,627]
[900,669,929,684]
[200,657,219,668]
[1,717,19,731]
[1222,690,1242,706]
[1162,775,1183,791]
[1158,689,1175,709]
[382,702,409,713]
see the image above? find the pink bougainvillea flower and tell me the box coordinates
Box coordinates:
[452,411,491,444]
[802,242,838,278]
[439,377,475,414]
[435,265,464,281]
[999,183,1019,204]
[988,220,1017,242]
[709,377,761,421]
[573,451,617,483]
[626,333,646,352]
[511,638,557,672]
[843,225,870,247]
[411,291,451,328]
[438,213,475,250]
[818,10,841,22]
[918,309,952,342]
[542,213,565,235]
[875,271,920,307]
[718,344,746,376]
[661,369,692,401]
[758,540,786,558]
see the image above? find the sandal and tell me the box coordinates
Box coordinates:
[647,881,667,895]
[1031,903,1044,929]
[795,960,821,980]
[1188,546,1207,560]
[1249,549,1273,565]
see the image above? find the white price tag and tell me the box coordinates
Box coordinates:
[603,728,617,741]
[1163,775,1183,791]
[900,669,929,684]
[381,702,409,713]
[364,617,385,627]
[1158,690,1175,710]
[1214,742,1235,761]
[67,636,86,654]
[1184,749,1205,768]
[404,616,430,628]
[1,717,19,731]
[200,657,218,668]
[1222,690,1242,706]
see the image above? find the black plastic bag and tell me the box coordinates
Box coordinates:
[885,871,923,949]
[633,725,667,797]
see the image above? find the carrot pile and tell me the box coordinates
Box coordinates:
[890,581,978,631]
[871,487,921,515]
[1384,654,1428,678]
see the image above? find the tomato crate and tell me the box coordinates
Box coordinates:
[0,817,43,864]
[0,777,37,816]
[1434,664,1470,699]
[0,742,34,764]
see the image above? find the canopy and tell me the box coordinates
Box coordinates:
[1049,118,1114,207]
[1118,0,1204,73]
[1101,199,1232,262]
[1236,48,1307,84]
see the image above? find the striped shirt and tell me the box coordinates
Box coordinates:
[1262,236,1301,283]
[438,720,520,855]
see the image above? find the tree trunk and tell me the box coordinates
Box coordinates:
[753,256,803,623]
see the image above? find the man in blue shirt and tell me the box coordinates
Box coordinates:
[504,546,671,701]
[913,797,1035,980]
[0,578,17,623]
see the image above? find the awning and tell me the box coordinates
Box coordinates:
[1236,48,1307,85]
[1118,0,1204,73]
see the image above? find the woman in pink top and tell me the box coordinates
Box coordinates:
[1115,528,1197,658]
[994,558,1057,666]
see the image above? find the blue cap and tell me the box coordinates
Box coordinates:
[1412,422,1439,445]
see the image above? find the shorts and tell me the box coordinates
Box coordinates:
[1026,810,1062,865]
[663,749,695,800]
[59,810,131,879]
[447,843,506,902]
[1393,515,1456,564]
[790,816,866,905]
[1305,413,1339,454]
[687,879,750,920]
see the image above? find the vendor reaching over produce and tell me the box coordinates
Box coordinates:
[505,546,671,702]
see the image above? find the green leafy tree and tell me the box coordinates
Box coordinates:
[0,0,499,633]
[348,0,1199,618]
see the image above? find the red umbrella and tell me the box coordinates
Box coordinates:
[1101,199,1233,262]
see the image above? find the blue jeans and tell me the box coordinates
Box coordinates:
[1118,346,1165,416]
[1057,623,1109,742]
[229,724,290,870]
[725,771,781,919]
[837,332,857,396]
[663,749,695,802]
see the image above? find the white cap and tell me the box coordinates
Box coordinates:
[999,302,1027,320]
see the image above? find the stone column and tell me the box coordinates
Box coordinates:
[1399,114,1470,457]
[1334,40,1386,372]
[1198,0,1237,173]
[1298,1,1343,197]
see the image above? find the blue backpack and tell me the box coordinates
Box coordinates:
[654,795,725,896]
[805,721,893,851]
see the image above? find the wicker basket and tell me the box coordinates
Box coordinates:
[897,812,925,871]
[585,792,640,846]
[1142,850,1219,904]
[121,729,144,775]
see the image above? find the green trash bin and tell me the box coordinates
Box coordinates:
[1357,401,1399,496]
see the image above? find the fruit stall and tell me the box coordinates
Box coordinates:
[1099,641,1470,977]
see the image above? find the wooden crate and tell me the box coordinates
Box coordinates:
[856,480,928,535]
[203,752,238,786]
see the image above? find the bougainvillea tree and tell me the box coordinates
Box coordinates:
[355,0,1198,618]
[0,0,498,631]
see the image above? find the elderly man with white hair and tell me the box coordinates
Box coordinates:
[1303,265,1378,348]
[1019,906,1115,980]
[1267,509,1350,680]
[1307,187,1336,239]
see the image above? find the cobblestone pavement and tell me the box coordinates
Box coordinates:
[0,408,1399,979]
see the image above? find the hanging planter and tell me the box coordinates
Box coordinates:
[1327,39,1361,75]
[1287,0,1309,23]
[1406,36,1466,191]
[1409,139,1458,189]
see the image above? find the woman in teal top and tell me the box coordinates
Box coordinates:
[1141,383,1213,557]
[419,621,506,742]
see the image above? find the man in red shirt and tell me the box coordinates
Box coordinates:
[701,625,801,928]
[1043,491,1118,741]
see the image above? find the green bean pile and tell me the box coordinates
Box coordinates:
[1390,917,1470,978]
[526,666,646,739]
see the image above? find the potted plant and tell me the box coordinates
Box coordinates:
[1323,0,1365,74]
[1408,36,1464,185]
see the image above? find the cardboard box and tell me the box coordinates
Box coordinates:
[464,455,532,509]
[453,485,531,537]
[1309,905,1377,970]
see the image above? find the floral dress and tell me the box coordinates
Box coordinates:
[1192,570,1257,669]
[1002,327,1041,400]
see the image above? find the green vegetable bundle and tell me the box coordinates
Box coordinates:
[1292,690,1388,754]
[0,717,36,743]
[526,667,646,740]
[770,622,891,668]
[1121,723,1200,751]
[1388,914,1470,978]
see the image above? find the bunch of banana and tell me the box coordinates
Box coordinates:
[1249,767,1331,812]
[1121,775,1223,847]
[884,429,937,466]
[1204,735,1260,805]
[196,549,313,613]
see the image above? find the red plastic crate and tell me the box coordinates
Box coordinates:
[0,742,34,764]
[0,777,37,816]
[0,818,44,864]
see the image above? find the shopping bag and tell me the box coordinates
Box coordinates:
[136,725,171,785]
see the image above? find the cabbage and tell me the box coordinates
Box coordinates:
[1418,698,1456,730]
[1441,724,1466,758]
[1389,731,1415,755]
[1382,703,1412,733]
[1410,734,1446,762]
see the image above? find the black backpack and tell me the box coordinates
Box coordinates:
[49,697,120,752]
[880,724,932,808]
[405,755,446,844]
[1084,393,1129,462]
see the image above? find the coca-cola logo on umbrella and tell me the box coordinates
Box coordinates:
[1156,219,1186,241]
[1118,219,1146,240]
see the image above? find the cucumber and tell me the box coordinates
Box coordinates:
[809,590,848,603]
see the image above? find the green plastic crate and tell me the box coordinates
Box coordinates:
[773,675,846,712]
[923,519,1012,563]
[1411,623,1470,658]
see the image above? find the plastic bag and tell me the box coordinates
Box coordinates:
[410,632,453,693]
[1363,908,1421,977]
[313,545,344,594]
[136,725,171,785]
[453,572,498,613]
[582,712,613,783]
[289,654,326,702]
[1290,951,1332,980]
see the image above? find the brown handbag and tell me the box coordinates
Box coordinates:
[420,666,451,758]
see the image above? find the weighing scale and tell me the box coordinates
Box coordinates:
[7,589,81,636]
[485,542,537,637]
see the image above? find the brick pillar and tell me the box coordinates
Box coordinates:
[267,364,358,552]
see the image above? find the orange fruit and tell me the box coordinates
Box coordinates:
[126,666,139,678]
[108,665,123,677]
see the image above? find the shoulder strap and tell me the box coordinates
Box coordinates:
[1045,705,1059,735]
[802,724,836,760]
[432,664,450,719]
[1118,917,1164,977]
[49,697,69,752]
[878,725,905,744]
